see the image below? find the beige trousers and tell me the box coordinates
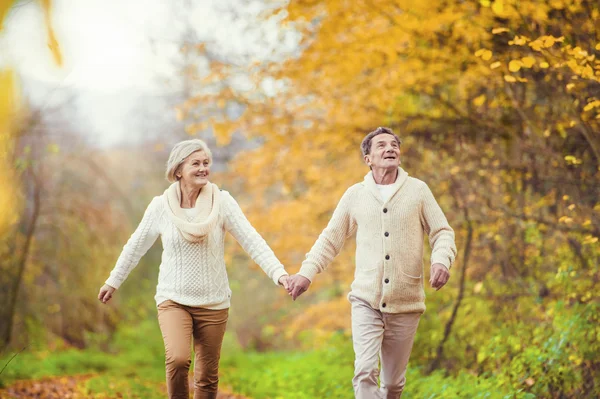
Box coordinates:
[350,295,421,399]
[157,300,229,399]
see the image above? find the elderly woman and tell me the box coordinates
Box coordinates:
[98,139,289,399]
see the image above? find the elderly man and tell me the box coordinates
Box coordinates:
[288,127,457,398]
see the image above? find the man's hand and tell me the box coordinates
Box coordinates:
[98,284,116,304]
[287,274,311,301]
[278,275,290,291]
[430,264,450,291]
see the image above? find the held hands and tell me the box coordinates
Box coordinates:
[98,284,116,304]
[278,274,311,301]
[430,263,450,291]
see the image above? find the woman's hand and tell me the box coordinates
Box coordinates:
[278,275,290,292]
[98,284,116,304]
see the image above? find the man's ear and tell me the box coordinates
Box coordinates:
[364,154,371,166]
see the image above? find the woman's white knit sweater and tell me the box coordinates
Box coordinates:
[105,190,287,309]
[298,168,457,314]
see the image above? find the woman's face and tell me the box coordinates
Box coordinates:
[177,150,210,187]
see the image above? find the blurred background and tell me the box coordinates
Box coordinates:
[0,0,598,398]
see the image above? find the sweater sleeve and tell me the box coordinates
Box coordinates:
[105,197,161,289]
[419,183,457,269]
[222,191,288,285]
[298,187,358,282]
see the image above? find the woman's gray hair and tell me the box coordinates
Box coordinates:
[165,139,213,182]
[360,127,402,157]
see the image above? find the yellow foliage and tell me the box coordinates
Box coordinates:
[184,0,600,341]
[508,60,522,72]
[521,56,536,68]
[473,94,486,106]
[0,69,21,234]
[40,0,62,66]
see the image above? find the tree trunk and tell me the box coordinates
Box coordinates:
[1,173,41,350]
[427,205,473,373]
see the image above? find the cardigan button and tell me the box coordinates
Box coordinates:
[382,303,387,308]
[384,232,389,237]
[384,278,389,284]
[383,208,388,213]
[385,255,390,260]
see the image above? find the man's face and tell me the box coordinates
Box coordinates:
[364,133,400,170]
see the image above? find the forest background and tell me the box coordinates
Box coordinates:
[0,0,599,398]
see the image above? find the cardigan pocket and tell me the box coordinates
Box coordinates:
[400,270,422,283]
[397,272,425,303]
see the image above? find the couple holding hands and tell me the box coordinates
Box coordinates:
[98,127,457,399]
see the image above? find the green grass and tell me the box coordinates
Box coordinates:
[0,321,529,399]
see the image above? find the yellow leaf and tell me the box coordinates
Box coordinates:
[540,61,549,68]
[504,75,517,82]
[473,282,483,293]
[596,43,600,51]
[583,101,600,112]
[473,94,486,106]
[480,0,491,6]
[475,49,486,57]
[508,60,522,72]
[41,0,63,66]
[521,56,536,68]
[490,61,501,69]
[543,36,556,47]
[509,36,529,46]
[481,50,493,61]
[212,120,236,146]
[492,27,509,34]
[566,83,575,90]
[558,216,573,224]
[492,0,505,16]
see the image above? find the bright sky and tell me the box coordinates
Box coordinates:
[0,0,298,146]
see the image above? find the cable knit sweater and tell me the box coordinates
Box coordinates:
[298,168,457,314]
[105,190,287,309]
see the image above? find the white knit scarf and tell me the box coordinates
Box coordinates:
[163,181,221,243]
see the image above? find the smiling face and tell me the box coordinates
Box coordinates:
[364,133,401,171]
[176,150,210,188]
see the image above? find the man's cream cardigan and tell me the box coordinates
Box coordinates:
[298,168,457,314]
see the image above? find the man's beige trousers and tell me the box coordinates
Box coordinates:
[350,295,421,399]
[157,300,229,399]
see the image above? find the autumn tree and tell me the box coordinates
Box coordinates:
[182,0,600,396]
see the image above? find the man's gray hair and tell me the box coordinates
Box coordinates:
[360,127,402,157]
[165,139,213,182]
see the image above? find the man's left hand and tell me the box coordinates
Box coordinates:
[430,263,450,291]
